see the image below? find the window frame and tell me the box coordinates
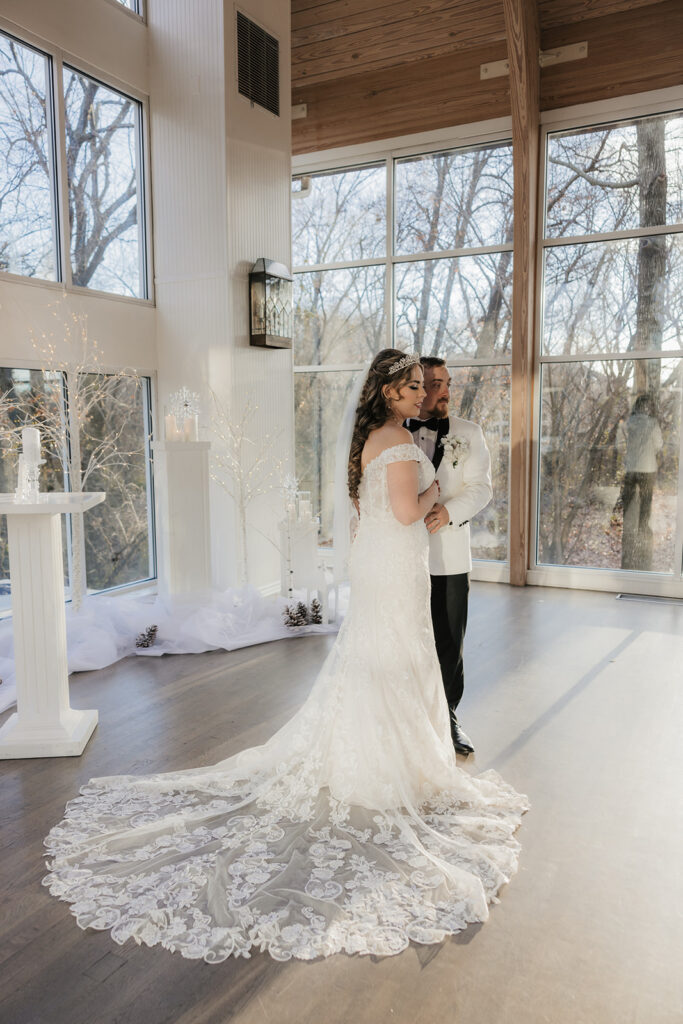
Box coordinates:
[0,17,154,305]
[101,0,146,24]
[292,119,515,582]
[529,87,683,597]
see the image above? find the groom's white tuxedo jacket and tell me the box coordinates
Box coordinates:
[409,414,492,576]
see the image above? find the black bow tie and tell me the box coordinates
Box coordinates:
[407,417,441,432]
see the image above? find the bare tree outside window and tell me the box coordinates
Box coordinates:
[0,32,57,279]
[63,68,145,298]
[0,347,155,607]
[292,165,385,266]
[538,111,683,574]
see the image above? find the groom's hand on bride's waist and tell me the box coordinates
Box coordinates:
[425,503,449,533]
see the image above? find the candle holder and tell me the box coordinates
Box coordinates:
[14,427,45,504]
[167,388,201,442]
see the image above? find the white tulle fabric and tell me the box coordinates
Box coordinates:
[44,445,529,962]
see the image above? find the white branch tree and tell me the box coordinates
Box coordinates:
[210,391,285,585]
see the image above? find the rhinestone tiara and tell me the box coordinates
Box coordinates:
[388,352,421,375]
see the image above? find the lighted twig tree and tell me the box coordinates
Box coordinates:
[210,391,285,584]
[0,306,143,609]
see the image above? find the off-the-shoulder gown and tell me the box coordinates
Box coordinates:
[44,443,528,962]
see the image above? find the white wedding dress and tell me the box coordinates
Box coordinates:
[44,444,528,962]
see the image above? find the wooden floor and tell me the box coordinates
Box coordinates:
[1,583,682,1024]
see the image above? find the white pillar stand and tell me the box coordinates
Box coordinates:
[0,492,105,759]
[152,441,212,595]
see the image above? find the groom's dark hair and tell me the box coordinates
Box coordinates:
[420,356,446,369]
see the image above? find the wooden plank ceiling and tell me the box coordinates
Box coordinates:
[291,0,682,153]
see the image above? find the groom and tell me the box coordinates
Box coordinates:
[407,357,492,755]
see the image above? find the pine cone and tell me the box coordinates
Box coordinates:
[309,598,322,624]
[135,624,158,648]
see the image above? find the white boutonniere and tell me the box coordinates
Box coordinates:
[440,433,469,468]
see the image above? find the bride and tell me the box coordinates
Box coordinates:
[44,348,528,962]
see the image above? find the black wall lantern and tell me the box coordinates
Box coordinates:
[249,258,293,349]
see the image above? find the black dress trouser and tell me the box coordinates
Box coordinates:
[429,572,470,713]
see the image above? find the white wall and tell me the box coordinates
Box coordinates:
[223,0,294,589]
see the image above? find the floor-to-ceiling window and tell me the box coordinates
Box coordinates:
[533,108,683,588]
[292,135,513,568]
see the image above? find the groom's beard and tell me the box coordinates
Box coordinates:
[417,399,449,420]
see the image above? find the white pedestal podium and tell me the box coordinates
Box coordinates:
[152,441,212,595]
[0,492,105,759]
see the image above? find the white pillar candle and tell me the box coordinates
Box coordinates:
[165,413,179,440]
[182,414,199,442]
[298,499,312,520]
[21,426,40,460]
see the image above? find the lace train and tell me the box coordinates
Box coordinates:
[44,770,527,961]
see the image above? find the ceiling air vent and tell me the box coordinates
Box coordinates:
[236,10,280,117]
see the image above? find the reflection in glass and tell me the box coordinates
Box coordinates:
[543,234,683,356]
[0,33,57,280]
[292,164,386,267]
[63,68,143,297]
[395,252,512,359]
[293,266,386,365]
[395,143,513,255]
[537,360,681,572]
[294,371,360,544]
[450,365,509,562]
[546,111,683,237]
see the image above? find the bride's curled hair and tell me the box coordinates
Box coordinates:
[348,348,418,503]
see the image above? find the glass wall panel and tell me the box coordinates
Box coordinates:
[450,365,510,561]
[292,165,386,266]
[395,143,513,254]
[537,359,681,573]
[294,370,361,545]
[293,266,386,365]
[81,376,154,591]
[0,32,57,280]
[546,112,683,237]
[63,68,144,297]
[543,234,683,356]
[0,367,155,606]
[395,251,512,358]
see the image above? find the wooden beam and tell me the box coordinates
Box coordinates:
[502,0,539,587]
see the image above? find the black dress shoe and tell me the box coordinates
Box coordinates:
[450,714,474,755]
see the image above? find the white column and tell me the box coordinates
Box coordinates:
[153,441,212,595]
[0,492,104,758]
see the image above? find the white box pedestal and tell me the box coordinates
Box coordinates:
[152,441,212,596]
[0,492,105,759]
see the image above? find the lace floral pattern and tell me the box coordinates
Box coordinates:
[44,443,529,961]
